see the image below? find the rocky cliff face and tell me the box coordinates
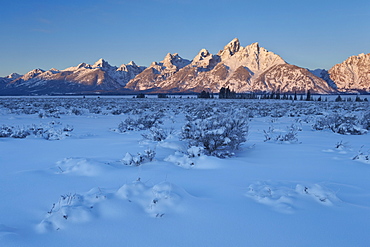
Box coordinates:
[328,53,370,92]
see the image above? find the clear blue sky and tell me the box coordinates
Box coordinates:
[1,0,369,76]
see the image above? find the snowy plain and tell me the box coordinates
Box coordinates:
[0,96,370,247]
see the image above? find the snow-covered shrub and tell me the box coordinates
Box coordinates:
[38,122,74,140]
[118,117,137,132]
[0,125,13,137]
[38,110,61,118]
[276,127,299,143]
[118,113,164,132]
[361,111,370,130]
[142,127,173,142]
[38,188,107,232]
[186,146,204,158]
[181,113,248,158]
[313,113,367,135]
[0,122,73,140]
[185,105,217,121]
[41,127,73,140]
[10,127,31,138]
[89,107,102,114]
[116,180,187,218]
[121,149,156,166]
[263,124,300,143]
[0,125,33,138]
[165,146,204,168]
[71,108,83,116]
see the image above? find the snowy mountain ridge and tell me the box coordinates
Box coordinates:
[130,38,334,94]
[1,38,369,94]
[2,59,146,94]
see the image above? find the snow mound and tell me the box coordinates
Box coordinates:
[37,187,107,233]
[246,181,341,213]
[165,152,195,168]
[116,180,187,218]
[55,157,104,176]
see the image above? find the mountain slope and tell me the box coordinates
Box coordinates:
[256,64,335,93]
[328,53,370,92]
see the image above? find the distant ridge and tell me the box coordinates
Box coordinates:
[1,38,369,95]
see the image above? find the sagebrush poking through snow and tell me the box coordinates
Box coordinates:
[313,113,367,135]
[182,111,249,158]
[263,124,300,143]
[121,149,156,166]
[0,122,73,140]
[142,127,173,141]
[117,113,164,132]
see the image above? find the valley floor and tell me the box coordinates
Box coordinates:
[0,97,369,246]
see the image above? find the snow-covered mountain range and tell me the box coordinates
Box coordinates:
[1,38,369,95]
[1,60,145,94]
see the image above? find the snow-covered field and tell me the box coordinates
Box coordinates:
[1,97,370,247]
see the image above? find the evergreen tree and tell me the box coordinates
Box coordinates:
[219,87,226,99]
[198,90,211,98]
[335,95,342,102]
[306,90,311,101]
[226,87,231,99]
[276,92,281,100]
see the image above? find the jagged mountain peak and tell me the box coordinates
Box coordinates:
[195,49,210,59]
[76,63,91,69]
[161,53,190,69]
[192,49,211,64]
[29,68,45,73]
[218,40,286,74]
[117,61,146,73]
[162,53,180,63]
[93,58,111,68]
[6,73,22,79]
[191,48,219,70]
[247,42,260,50]
[24,69,45,78]
[218,38,241,59]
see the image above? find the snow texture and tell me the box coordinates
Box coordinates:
[0,96,370,247]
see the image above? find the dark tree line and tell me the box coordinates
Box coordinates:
[198,91,213,99]
[219,87,237,99]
